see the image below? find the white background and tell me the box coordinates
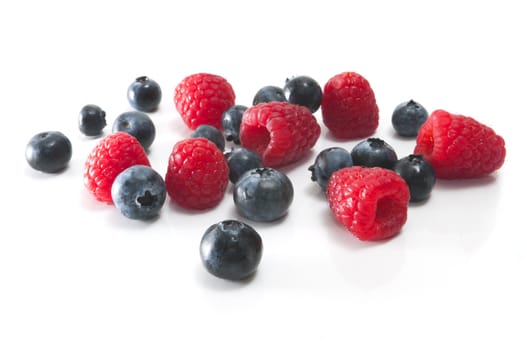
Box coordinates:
[1,1,525,349]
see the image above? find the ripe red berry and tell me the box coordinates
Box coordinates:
[326,166,410,241]
[239,101,321,168]
[84,132,150,204]
[321,71,379,139]
[414,110,506,179]
[165,138,229,210]
[173,73,236,130]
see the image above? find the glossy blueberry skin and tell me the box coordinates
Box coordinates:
[127,76,162,112]
[200,220,263,281]
[112,111,156,150]
[308,147,353,190]
[221,105,247,145]
[391,100,428,137]
[191,124,225,151]
[25,131,72,173]
[225,147,263,184]
[351,138,398,169]
[111,165,166,220]
[394,155,436,202]
[78,104,106,136]
[233,168,294,222]
[252,86,287,105]
[283,75,323,113]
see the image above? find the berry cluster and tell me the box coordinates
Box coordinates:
[25,70,506,282]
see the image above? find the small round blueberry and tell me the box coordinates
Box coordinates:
[394,154,436,202]
[222,105,247,145]
[308,147,353,190]
[25,131,72,173]
[127,76,162,112]
[191,124,225,151]
[392,100,428,137]
[252,86,287,105]
[284,75,323,113]
[351,138,398,169]
[79,104,106,136]
[225,147,263,184]
[112,111,156,150]
[200,219,263,281]
[111,165,166,220]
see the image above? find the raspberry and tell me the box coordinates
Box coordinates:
[84,132,150,204]
[326,166,410,241]
[174,73,236,130]
[239,102,321,168]
[165,138,229,210]
[321,72,379,139]
[414,110,506,179]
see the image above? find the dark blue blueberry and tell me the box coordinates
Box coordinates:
[225,147,263,184]
[111,165,166,220]
[127,76,162,112]
[25,131,72,173]
[200,220,263,281]
[221,105,247,144]
[252,86,287,105]
[78,104,106,136]
[393,155,436,202]
[283,75,323,113]
[308,147,353,190]
[351,138,398,169]
[233,168,294,222]
[191,124,225,151]
[391,100,428,137]
[112,111,156,150]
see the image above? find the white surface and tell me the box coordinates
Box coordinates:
[1,1,525,349]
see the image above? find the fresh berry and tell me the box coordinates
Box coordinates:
[111,165,166,220]
[321,71,379,139]
[225,147,263,184]
[308,147,353,190]
[393,155,436,202]
[283,75,323,113]
[200,220,263,281]
[414,109,506,179]
[127,76,162,112]
[221,105,247,145]
[191,124,225,151]
[174,73,235,130]
[26,131,72,173]
[351,137,398,169]
[78,104,106,136]
[392,100,428,137]
[239,102,321,167]
[252,85,287,105]
[326,166,410,241]
[84,132,150,204]
[165,138,229,210]
[112,111,156,150]
[233,168,294,222]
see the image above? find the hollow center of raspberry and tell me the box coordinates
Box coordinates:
[137,190,155,207]
[246,125,270,155]
[374,196,405,233]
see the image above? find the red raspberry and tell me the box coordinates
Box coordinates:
[239,102,321,168]
[84,132,150,204]
[173,73,235,130]
[326,166,410,241]
[414,110,506,179]
[321,72,379,139]
[165,137,229,210]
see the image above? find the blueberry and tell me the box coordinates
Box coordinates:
[112,111,156,150]
[200,220,263,281]
[25,131,72,173]
[79,104,106,136]
[283,75,323,113]
[111,165,166,220]
[191,124,225,151]
[351,138,398,169]
[127,76,162,112]
[233,168,294,222]
[221,105,247,144]
[225,147,263,184]
[252,86,287,105]
[308,147,353,190]
[393,155,436,202]
[391,100,428,137]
